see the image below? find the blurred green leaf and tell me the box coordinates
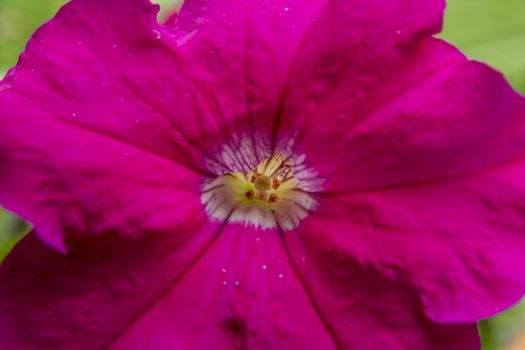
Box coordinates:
[0,209,29,263]
[440,0,525,93]
[0,0,69,71]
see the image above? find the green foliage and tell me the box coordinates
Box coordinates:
[0,0,68,71]
[440,0,525,94]
[0,209,29,262]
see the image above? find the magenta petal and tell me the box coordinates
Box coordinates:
[168,0,330,151]
[163,8,178,27]
[0,99,203,251]
[279,229,480,349]
[1,0,525,348]
[276,0,446,148]
[300,157,525,323]
[264,0,525,196]
[109,225,339,349]
[288,37,525,193]
[0,223,217,350]
[1,226,344,349]
[0,0,214,250]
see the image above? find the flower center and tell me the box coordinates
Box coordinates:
[201,152,318,230]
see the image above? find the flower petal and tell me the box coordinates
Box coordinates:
[271,0,445,149]
[172,0,445,155]
[0,0,214,250]
[169,0,327,161]
[299,157,525,323]
[287,37,525,193]
[1,226,340,349]
[250,0,524,196]
[164,10,178,27]
[0,220,215,349]
[0,99,203,251]
[277,228,480,349]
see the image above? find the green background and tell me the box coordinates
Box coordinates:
[1,1,525,349]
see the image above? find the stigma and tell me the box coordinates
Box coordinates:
[201,152,318,230]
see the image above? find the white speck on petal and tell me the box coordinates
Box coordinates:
[255,237,261,242]
[112,44,117,49]
[301,256,306,262]
[262,264,268,270]
[221,268,228,273]
[153,29,161,39]
[234,280,240,286]
[284,7,289,11]
[176,30,197,46]
[71,112,77,117]
[223,280,228,286]
[0,82,11,93]
[278,273,284,279]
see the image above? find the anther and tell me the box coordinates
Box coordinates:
[245,189,255,200]
[269,193,279,203]
[272,178,281,190]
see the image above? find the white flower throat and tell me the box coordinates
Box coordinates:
[201,138,320,230]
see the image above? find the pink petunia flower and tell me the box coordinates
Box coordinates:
[1,0,525,348]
